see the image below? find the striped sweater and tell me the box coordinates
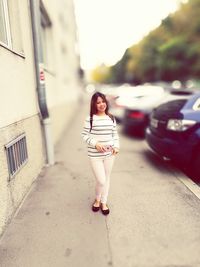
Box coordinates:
[81,115,120,158]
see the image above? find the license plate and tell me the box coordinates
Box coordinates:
[150,118,158,128]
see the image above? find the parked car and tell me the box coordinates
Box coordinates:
[109,84,165,123]
[122,88,196,136]
[146,92,200,181]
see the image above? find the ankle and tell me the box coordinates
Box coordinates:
[94,200,100,206]
[101,203,108,209]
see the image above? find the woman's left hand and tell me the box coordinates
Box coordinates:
[112,147,119,155]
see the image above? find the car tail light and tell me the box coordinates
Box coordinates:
[128,111,145,119]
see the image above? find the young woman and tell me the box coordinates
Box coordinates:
[81,92,120,215]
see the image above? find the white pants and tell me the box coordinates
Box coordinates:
[89,156,115,204]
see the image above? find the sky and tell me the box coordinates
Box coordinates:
[74,0,187,70]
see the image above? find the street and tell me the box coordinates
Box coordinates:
[0,96,200,267]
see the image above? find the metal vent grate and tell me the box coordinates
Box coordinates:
[5,133,28,179]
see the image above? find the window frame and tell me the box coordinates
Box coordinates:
[0,0,12,49]
[40,2,54,73]
[0,0,24,57]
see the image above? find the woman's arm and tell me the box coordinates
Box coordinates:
[81,118,98,147]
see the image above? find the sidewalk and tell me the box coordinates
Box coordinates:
[0,98,114,267]
[1,96,200,267]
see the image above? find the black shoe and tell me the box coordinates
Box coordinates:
[101,204,110,215]
[92,205,100,212]
[92,201,100,212]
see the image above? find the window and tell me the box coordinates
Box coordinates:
[41,24,54,68]
[40,2,54,71]
[0,0,11,47]
[0,0,23,53]
[8,0,23,53]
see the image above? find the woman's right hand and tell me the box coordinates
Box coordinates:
[95,143,106,152]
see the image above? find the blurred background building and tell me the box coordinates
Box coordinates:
[0,0,83,236]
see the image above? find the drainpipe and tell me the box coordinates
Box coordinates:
[30,0,54,165]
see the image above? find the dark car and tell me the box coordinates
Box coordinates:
[123,88,196,136]
[146,92,200,180]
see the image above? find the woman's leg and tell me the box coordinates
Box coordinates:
[101,156,115,204]
[89,158,106,202]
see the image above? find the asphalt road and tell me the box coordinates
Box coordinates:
[0,95,200,267]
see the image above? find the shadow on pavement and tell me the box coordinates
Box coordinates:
[142,148,183,175]
[143,148,200,185]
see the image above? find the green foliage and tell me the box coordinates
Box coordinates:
[106,0,200,84]
[90,64,112,83]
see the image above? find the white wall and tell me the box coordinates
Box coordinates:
[0,2,39,129]
[41,0,82,143]
[0,0,45,237]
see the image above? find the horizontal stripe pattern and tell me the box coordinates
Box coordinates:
[81,115,120,158]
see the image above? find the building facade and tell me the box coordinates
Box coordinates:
[0,0,82,236]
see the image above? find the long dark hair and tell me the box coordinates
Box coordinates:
[89,92,114,131]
